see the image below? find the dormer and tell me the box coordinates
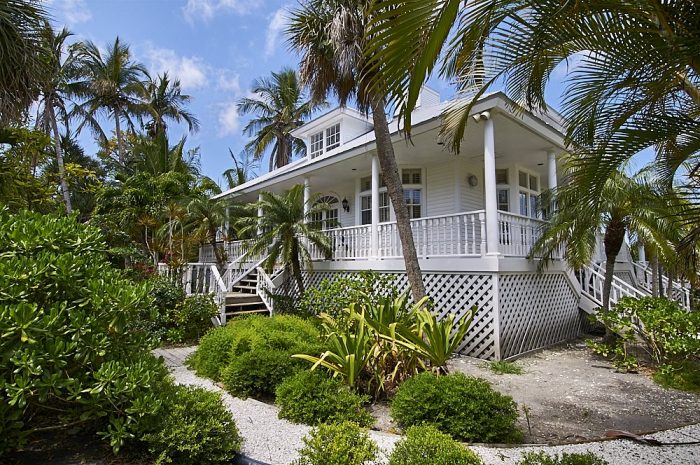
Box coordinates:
[292,107,373,159]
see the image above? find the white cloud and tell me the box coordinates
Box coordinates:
[183,0,260,22]
[265,8,288,57]
[217,72,241,93]
[145,46,208,90]
[46,0,93,26]
[217,102,241,136]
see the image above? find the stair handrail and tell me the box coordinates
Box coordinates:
[256,266,276,314]
[226,254,269,291]
[580,263,647,308]
[208,264,228,325]
[631,261,691,309]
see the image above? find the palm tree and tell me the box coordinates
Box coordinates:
[71,37,148,165]
[187,193,229,271]
[364,1,700,205]
[35,27,76,213]
[222,148,258,189]
[531,166,678,311]
[130,131,198,177]
[0,0,49,127]
[287,0,427,300]
[237,68,321,170]
[141,72,200,137]
[238,184,331,294]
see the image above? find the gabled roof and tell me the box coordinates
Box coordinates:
[290,106,371,139]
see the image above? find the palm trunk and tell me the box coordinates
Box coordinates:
[291,239,304,294]
[49,105,72,214]
[370,98,426,301]
[601,218,626,311]
[114,106,126,165]
[275,135,291,170]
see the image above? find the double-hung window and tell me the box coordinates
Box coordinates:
[325,123,340,151]
[518,170,540,218]
[359,169,422,224]
[310,131,324,158]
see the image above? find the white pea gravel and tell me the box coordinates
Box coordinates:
[156,347,700,465]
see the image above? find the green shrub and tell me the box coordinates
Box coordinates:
[653,361,700,393]
[0,210,169,453]
[297,271,397,322]
[589,296,700,372]
[169,294,218,343]
[389,425,483,465]
[222,348,304,399]
[190,314,325,399]
[293,421,378,465]
[276,370,374,426]
[391,372,521,443]
[517,451,608,465]
[140,385,242,465]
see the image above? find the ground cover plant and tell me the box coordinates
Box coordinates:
[293,421,378,465]
[0,210,241,462]
[275,370,373,426]
[390,372,521,443]
[588,296,700,391]
[517,451,608,465]
[388,424,483,465]
[486,360,524,375]
[189,314,325,399]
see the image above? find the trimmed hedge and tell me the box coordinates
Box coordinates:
[389,425,483,465]
[391,372,521,443]
[293,421,378,465]
[276,370,374,426]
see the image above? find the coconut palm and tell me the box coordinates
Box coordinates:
[287,0,427,300]
[0,0,49,127]
[71,37,148,165]
[222,148,258,189]
[35,27,77,213]
[130,131,198,177]
[531,165,678,311]
[238,184,331,294]
[237,68,321,170]
[141,72,199,137]
[364,0,700,205]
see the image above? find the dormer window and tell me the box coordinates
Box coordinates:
[326,123,340,151]
[310,132,324,158]
[309,123,341,158]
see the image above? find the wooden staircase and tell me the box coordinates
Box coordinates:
[224,268,269,320]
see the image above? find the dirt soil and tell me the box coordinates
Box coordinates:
[444,340,700,444]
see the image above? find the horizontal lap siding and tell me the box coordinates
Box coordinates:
[426,161,456,216]
[462,164,484,212]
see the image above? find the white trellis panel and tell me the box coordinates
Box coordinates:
[498,273,580,360]
[613,271,636,287]
[295,271,497,360]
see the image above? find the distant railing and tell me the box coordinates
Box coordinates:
[578,263,647,308]
[158,262,228,324]
[632,261,691,309]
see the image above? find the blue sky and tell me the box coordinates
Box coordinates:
[45,0,650,186]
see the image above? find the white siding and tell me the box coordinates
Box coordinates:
[463,163,485,211]
[426,161,455,217]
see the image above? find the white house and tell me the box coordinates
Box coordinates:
[173,88,687,361]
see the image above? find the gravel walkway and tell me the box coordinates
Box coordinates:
[154,347,700,465]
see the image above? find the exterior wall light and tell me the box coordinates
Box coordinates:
[467,174,479,187]
[342,197,350,212]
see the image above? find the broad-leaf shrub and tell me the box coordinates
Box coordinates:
[275,370,373,426]
[391,372,521,443]
[168,294,218,343]
[588,297,700,372]
[293,421,378,465]
[517,452,608,465]
[0,211,165,452]
[190,314,324,398]
[140,385,242,465]
[389,425,484,465]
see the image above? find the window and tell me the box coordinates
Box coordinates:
[361,193,390,224]
[313,195,340,229]
[360,175,385,191]
[404,189,421,219]
[518,170,540,218]
[310,131,324,158]
[497,188,509,211]
[379,192,390,222]
[326,123,340,151]
[402,168,421,185]
[496,169,509,185]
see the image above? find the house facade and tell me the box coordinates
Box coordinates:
[172,88,686,361]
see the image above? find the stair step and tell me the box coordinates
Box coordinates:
[226,300,264,308]
[225,293,261,304]
[225,308,269,317]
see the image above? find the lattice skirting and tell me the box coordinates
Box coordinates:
[498,273,580,360]
[614,270,636,286]
[292,271,497,360]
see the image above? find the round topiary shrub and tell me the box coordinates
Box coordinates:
[140,385,242,465]
[276,370,374,427]
[293,421,378,465]
[389,425,483,465]
[222,348,305,399]
[390,372,521,443]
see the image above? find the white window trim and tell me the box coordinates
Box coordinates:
[356,166,425,224]
[515,166,540,218]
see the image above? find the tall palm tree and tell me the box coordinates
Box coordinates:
[130,131,198,177]
[238,184,331,294]
[141,72,200,137]
[287,0,427,300]
[187,193,229,271]
[0,0,49,127]
[531,166,678,311]
[71,37,148,165]
[36,27,76,213]
[365,0,700,207]
[222,148,257,189]
[237,68,321,170]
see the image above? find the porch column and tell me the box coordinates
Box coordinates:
[257,193,263,236]
[303,177,311,220]
[371,154,380,258]
[547,150,558,190]
[224,206,230,239]
[482,112,500,255]
[638,244,646,263]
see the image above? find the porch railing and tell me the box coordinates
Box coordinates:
[497,211,555,258]
[632,261,691,309]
